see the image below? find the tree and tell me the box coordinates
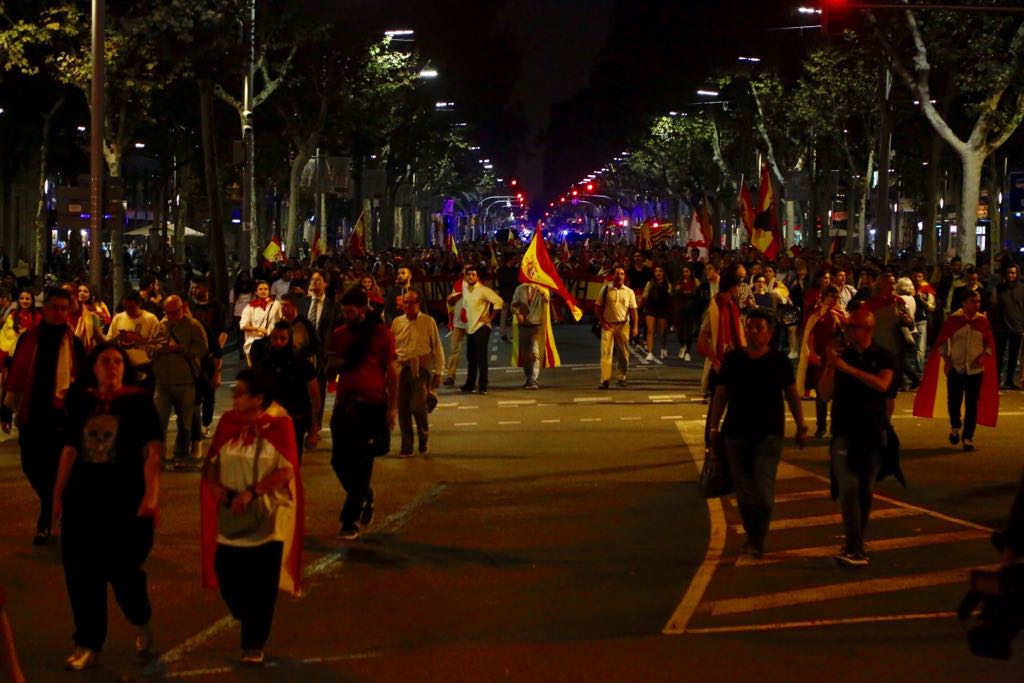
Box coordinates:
[869,4,1024,265]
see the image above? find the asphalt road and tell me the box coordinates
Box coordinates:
[1,323,1023,682]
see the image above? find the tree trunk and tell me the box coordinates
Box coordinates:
[286,154,305,259]
[807,144,819,250]
[987,153,1001,266]
[875,67,893,261]
[958,149,984,266]
[109,157,125,309]
[199,80,229,306]
[855,147,874,255]
[34,96,64,277]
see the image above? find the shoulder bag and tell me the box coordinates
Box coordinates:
[218,438,275,539]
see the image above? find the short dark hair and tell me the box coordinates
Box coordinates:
[44,287,72,304]
[272,320,293,333]
[191,275,209,288]
[340,286,369,308]
[822,284,840,298]
[745,308,776,328]
[464,266,478,275]
[122,290,142,304]
[279,292,296,305]
[963,289,982,302]
[236,367,274,408]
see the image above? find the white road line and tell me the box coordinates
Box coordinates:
[621,416,642,421]
[727,489,830,507]
[732,507,919,534]
[649,394,687,400]
[653,399,674,403]
[541,419,561,424]
[436,402,459,408]
[684,611,958,635]
[734,529,988,568]
[663,420,727,635]
[660,415,684,420]
[454,422,478,427]
[498,400,537,406]
[574,396,613,403]
[456,405,479,410]
[498,420,521,425]
[580,417,602,422]
[490,355,498,361]
[146,484,448,677]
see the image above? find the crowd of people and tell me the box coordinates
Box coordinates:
[0,234,1020,674]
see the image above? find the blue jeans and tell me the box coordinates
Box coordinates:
[830,435,882,554]
[723,435,783,551]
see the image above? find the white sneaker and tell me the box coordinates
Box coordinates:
[788,350,799,359]
[683,351,691,362]
[645,352,654,361]
[677,349,687,360]
[660,348,667,359]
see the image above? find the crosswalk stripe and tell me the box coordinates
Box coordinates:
[649,394,687,400]
[728,489,830,507]
[684,611,958,635]
[734,529,989,567]
[732,507,919,534]
[702,567,977,617]
[574,396,613,403]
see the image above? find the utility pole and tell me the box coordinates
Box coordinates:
[240,0,255,269]
[89,0,104,295]
[875,65,893,260]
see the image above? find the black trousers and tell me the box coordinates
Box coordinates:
[292,414,310,465]
[330,408,376,528]
[214,541,283,650]
[19,423,63,533]
[463,326,492,392]
[191,377,216,442]
[61,514,154,652]
[996,331,1022,386]
[947,371,983,440]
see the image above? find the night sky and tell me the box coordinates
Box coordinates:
[385,0,799,202]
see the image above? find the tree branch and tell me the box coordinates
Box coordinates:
[987,92,1024,154]
[213,83,242,113]
[749,83,785,186]
[253,45,298,109]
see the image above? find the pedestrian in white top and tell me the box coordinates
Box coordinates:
[239,281,282,364]
[596,267,638,389]
[107,290,160,386]
[449,266,503,395]
[391,290,445,456]
[443,268,470,386]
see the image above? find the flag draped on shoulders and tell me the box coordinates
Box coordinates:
[200,406,305,596]
[913,311,999,427]
[705,292,745,367]
[796,304,846,397]
[752,164,781,260]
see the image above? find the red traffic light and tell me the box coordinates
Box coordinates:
[585,182,594,192]
[821,0,851,37]
[510,179,518,187]
[571,189,578,197]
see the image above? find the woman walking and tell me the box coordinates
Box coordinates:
[200,368,303,667]
[51,343,163,671]
[230,271,255,361]
[642,266,673,360]
[239,281,281,365]
[673,264,700,361]
[0,290,41,368]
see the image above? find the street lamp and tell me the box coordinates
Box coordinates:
[696,89,719,97]
[738,56,762,62]
[419,68,439,79]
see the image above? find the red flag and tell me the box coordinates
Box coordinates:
[752,164,780,260]
[559,234,571,262]
[739,183,756,239]
[348,211,366,257]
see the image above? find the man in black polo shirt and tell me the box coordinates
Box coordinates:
[819,307,895,567]
[708,309,809,559]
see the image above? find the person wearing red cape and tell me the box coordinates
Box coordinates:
[913,289,998,452]
[200,368,304,667]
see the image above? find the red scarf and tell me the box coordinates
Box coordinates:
[200,407,305,595]
[913,311,999,427]
[249,297,273,310]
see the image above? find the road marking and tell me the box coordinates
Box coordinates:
[732,507,919,534]
[498,420,521,425]
[735,529,989,567]
[574,396,613,403]
[663,420,727,635]
[653,399,674,403]
[580,417,602,422]
[541,419,561,424]
[146,484,448,677]
[490,354,498,361]
[621,416,642,421]
[454,422,478,427]
[457,405,479,410]
[701,568,974,617]
[684,611,958,635]
[649,394,687,400]
[166,651,384,679]
[727,489,830,507]
[498,400,537,406]
[436,402,459,408]
[660,415,684,420]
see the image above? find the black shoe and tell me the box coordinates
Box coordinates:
[337,525,360,540]
[442,377,455,386]
[33,529,50,546]
[949,428,960,445]
[739,540,763,560]
[617,378,627,387]
[814,429,827,439]
[478,388,488,395]
[598,381,610,390]
[459,385,474,393]
[359,491,375,527]
[834,548,869,567]
[418,437,428,454]
[963,438,976,452]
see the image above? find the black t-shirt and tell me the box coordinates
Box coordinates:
[62,387,163,516]
[831,344,893,441]
[719,348,795,438]
[264,350,317,419]
[628,265,654,292]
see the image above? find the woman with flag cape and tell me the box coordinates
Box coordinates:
[200,368,304,666]
[913,289,998,452]
[795,284,847,437]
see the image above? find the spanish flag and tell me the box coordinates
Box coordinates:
[752,164,781,260]
[309,228,327,264]
[510,285,561,367]
[262,236,283,268]
[913,310,999,427]
[739,182,756,240]
[348,211,366,257]
[518,227,583,322]
[559,234,571,263]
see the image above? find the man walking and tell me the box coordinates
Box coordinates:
[595,267,638,389]
[452,266,502,395]
[107,290,159,395]
[148,296,208,469]
[390,290,444,456]
[328,287,399,540]
[303,269,335,428]
[511,281,550,389]
[708,309,808,559]
[188,276,226,441]
[819,307,895,566]
[383,265,422,326]
[992,263,1024,389]
[1,288,84,545]
[443,265,470,386]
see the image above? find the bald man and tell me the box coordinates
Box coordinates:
[148,295,209,468]
[819,307,895,567]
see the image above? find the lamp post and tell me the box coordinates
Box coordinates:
[89,0,104,294]
[240,0,255,268]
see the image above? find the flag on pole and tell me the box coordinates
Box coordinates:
[348,211,366,257]
[739,182,756,240]
[686,198,711,259]
[559,234,571,263]
[309,227,327,264]
[489,241,499,270]
[445,216,459,258]
[507,226,519,249]
[519,228,583,322]
[262,236,284,268]
[752,164,781,260]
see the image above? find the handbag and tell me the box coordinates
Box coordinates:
[777,302,801,327]
[218,438,275,539]
[698,432,734,498]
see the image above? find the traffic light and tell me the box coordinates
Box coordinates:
[571,189,578,197]
[585,182,594,193]
[510,179,518,187]
[821,0,852,38]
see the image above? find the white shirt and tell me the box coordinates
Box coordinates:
[462,283,504,335]
[946,317,989,376]
[239,300,282,354]
[107,310,160,367]
[270,278,291,300]
[598,283,638,323]
[391,313,446,375]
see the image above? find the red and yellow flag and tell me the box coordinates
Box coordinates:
[262,236,284,267]
[519,227,582,321]
[309,228,327,264]
[489,241,499,270]
[752,164,781,260]
[739,182,756,239]
[348,211,366,257]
